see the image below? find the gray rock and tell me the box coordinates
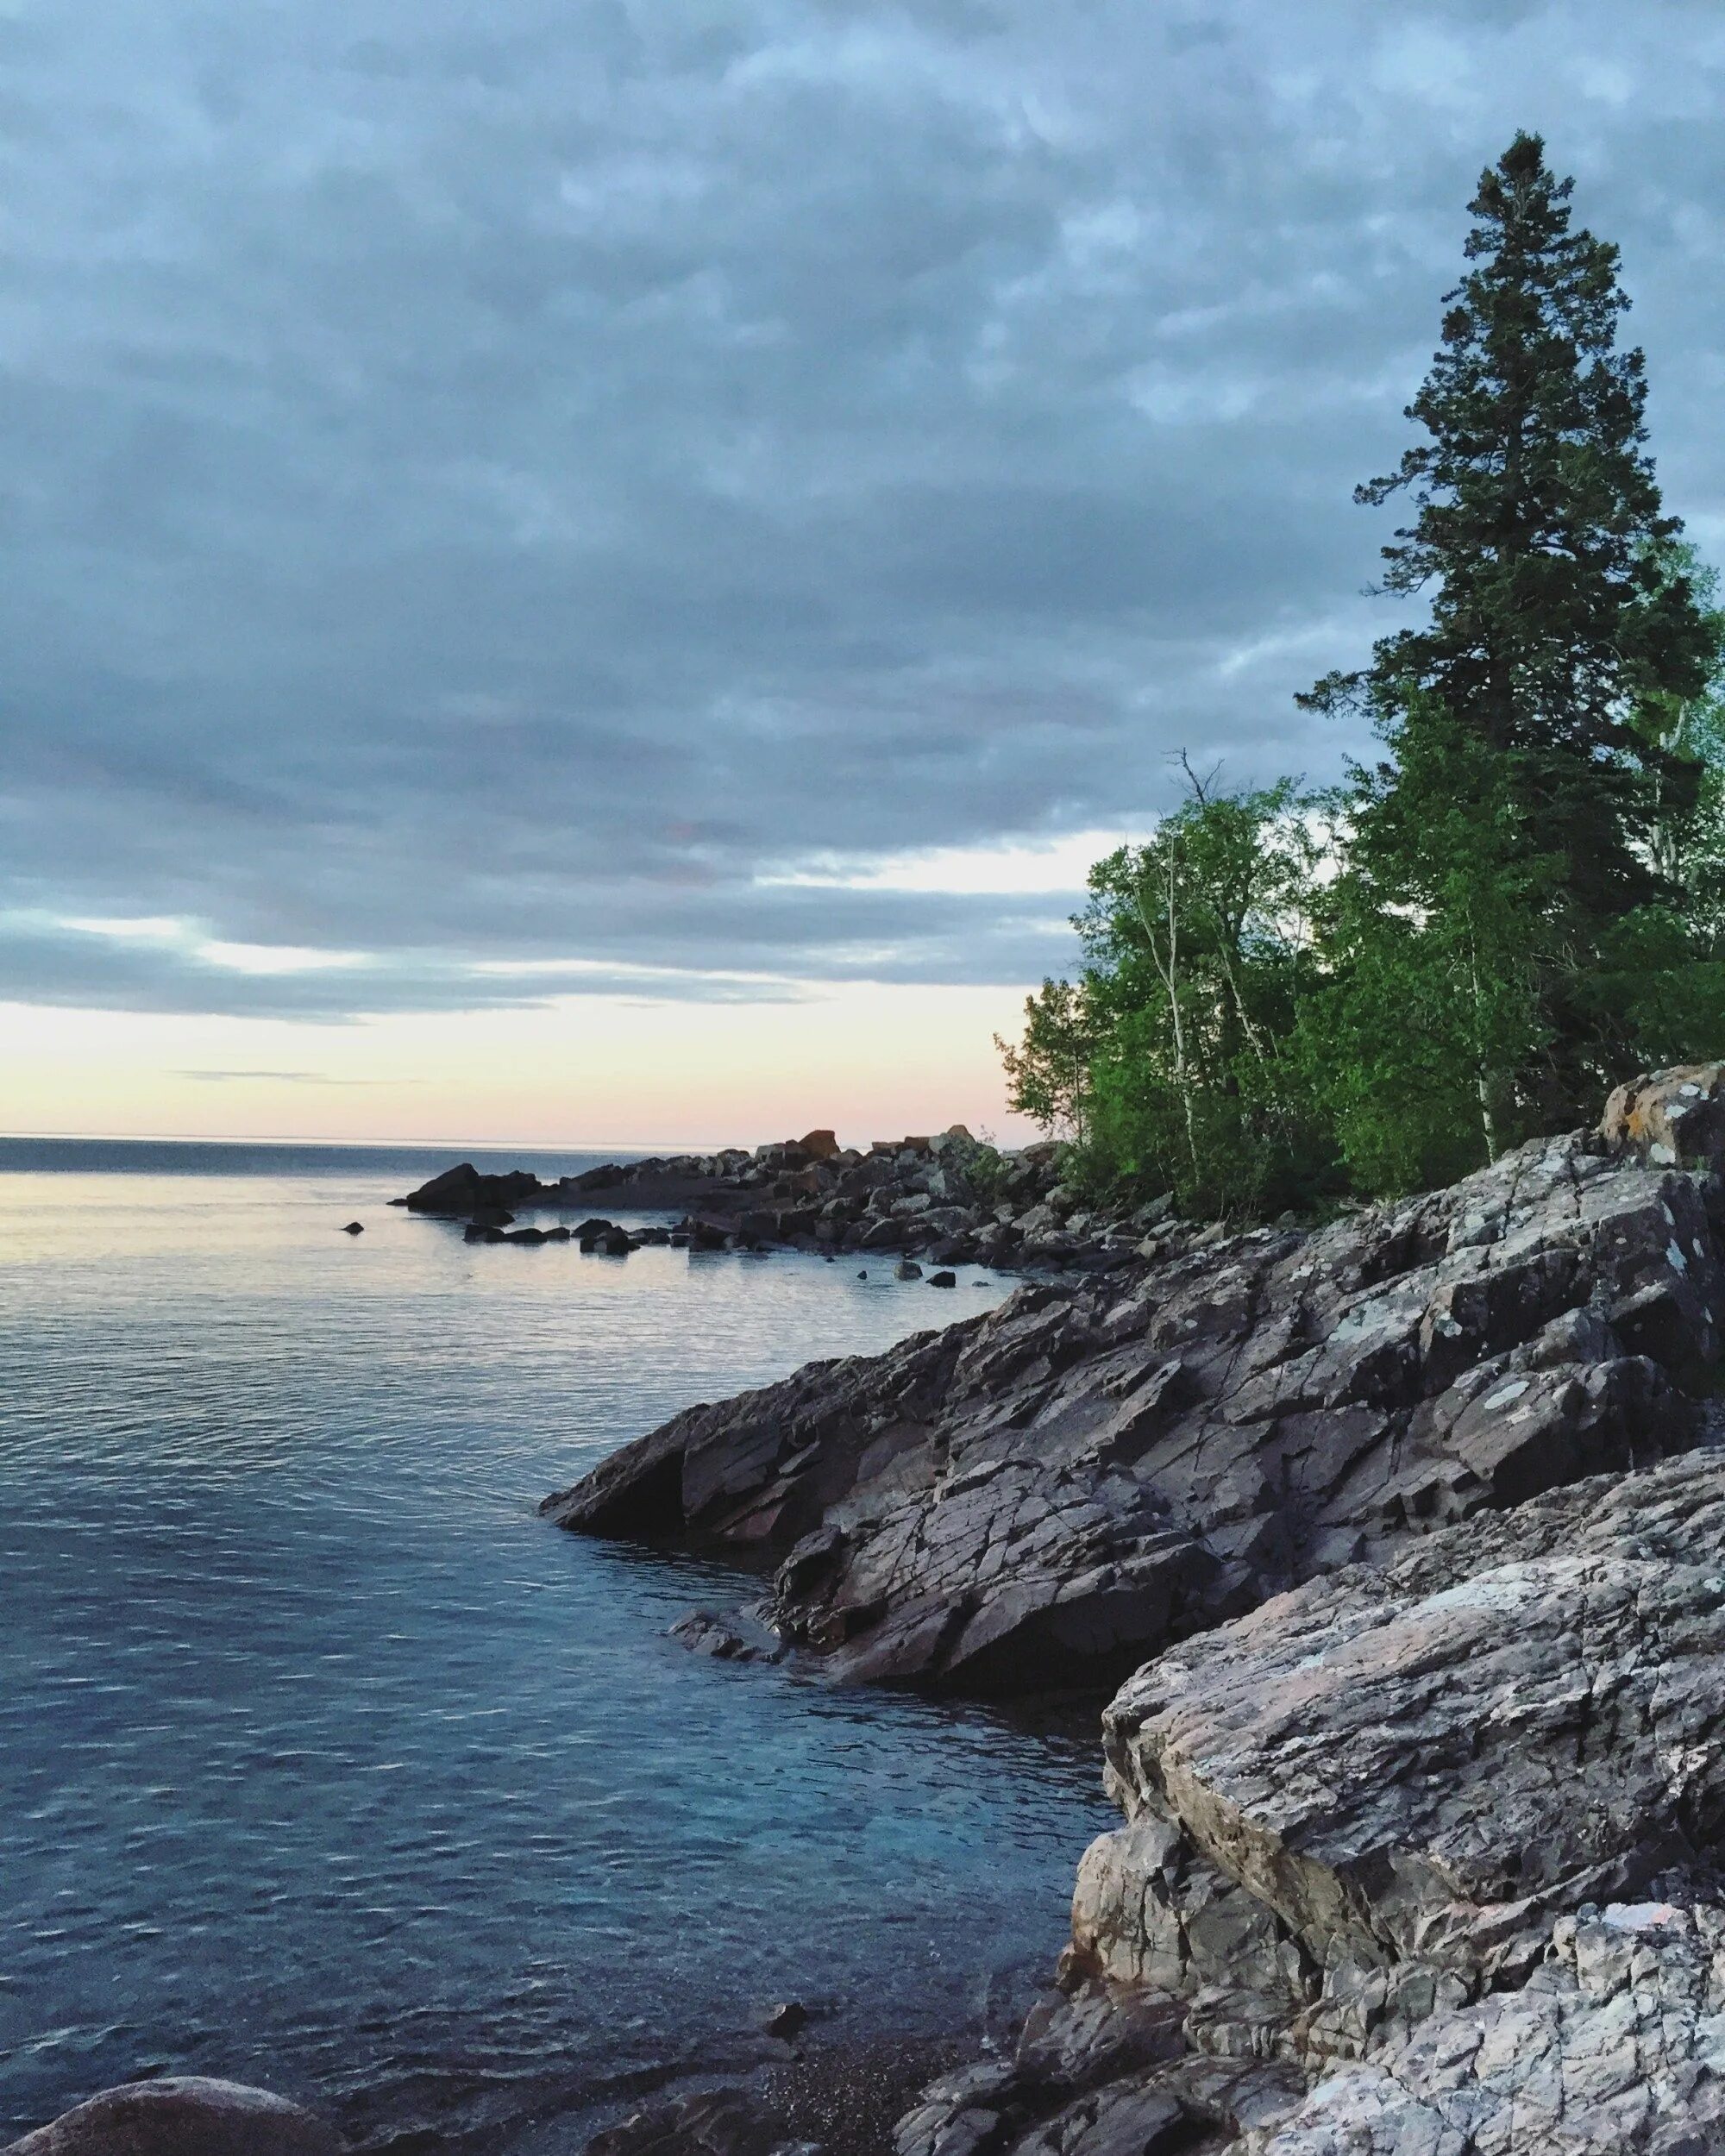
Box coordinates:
[1095,1450,1725,1996]
[546,1119,1717,1694]
[1253,1903,1725,2156]
[895,1261,924,1281]
[668,1610,783,1664]
[1600,1062,1725,1171]
[3,2078,341,2156]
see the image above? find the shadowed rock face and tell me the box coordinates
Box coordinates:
[546,1127,1719,1695]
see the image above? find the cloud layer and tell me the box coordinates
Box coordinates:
[3,0,1723,1018]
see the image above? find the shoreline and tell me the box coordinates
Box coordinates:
[542,1063,1725,2155]
[23,1064,1725,2156]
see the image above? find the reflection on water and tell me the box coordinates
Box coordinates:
[0,1144,1111,2151]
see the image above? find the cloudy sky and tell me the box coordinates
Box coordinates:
[3,0,1723,1143]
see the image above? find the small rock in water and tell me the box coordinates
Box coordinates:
[342,1221,364,1236]
[856,1269,868,1279]
[894,1260,923,1280]
[758,2000,808,2039]
[668,1611,781,1664]
[3,2077,342,2156]
[927,1270,957,1288]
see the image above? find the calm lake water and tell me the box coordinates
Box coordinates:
[0,1141,1111,2152]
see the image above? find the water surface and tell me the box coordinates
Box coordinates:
[0,1141,1111,2150]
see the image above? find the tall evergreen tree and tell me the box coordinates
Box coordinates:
[1303,132,1716,1163]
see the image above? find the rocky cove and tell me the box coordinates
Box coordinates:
[538,1062,1725,2156]
[19,1064,1725,2156]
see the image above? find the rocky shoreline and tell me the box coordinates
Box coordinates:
[541,1062,1725,2154]
[393,1128,1185,1272]
[23,1065,1725,2156]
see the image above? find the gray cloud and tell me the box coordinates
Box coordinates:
[1,0,1722,1018]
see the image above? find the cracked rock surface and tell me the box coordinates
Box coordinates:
[547,1124,1718,1694]
[1242,1901,1725,2155]
[906,1457,1725,2156]
[559,1067,1725,2156]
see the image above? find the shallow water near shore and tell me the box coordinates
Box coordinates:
[0,1140,1113,2152]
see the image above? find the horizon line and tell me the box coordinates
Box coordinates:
[0,1129,748,1155]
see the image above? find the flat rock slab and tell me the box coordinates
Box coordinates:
[3,2078,342,2156]
[1100,1451,1725,1986]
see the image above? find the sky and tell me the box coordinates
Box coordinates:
[3,0,1724,1146]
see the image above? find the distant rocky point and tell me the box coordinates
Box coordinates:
[393,1126,1178,1270]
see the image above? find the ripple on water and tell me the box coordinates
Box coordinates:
[0,1149,1112,2149]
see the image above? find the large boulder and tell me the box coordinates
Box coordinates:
[547,1128,1717,1694]
[881,1456,1725,2156]
[1601,1061,1725,1172]
[400,1162,545,1214]
[1092,1451,1725,2003]
[3,2079,341,2156]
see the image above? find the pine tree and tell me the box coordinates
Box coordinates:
[1303,132,1716,1156]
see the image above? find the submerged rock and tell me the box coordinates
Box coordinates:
[668,1610,784,1664]
[589,2087,805,2156]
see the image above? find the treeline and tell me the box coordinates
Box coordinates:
[1001,135,1725,1217]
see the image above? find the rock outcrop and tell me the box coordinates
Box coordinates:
[895,1452,1725,2156]
[395,1131,1177,1269]
[548,1120,1718,1694]
[555,1065,1725,2156]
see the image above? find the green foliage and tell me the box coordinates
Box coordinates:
[1634,542,1725,936]
[1000,773,1333,1218]
[957,1139,1013,1208]
[1301,131,1719,1139]
[1295,710,1559,1193]
[999,135,1725,1218]
[995,978,1095,1142]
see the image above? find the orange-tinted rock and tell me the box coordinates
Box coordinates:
[1600,1062,1725,1169]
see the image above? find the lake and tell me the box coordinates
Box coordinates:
[0,1140,1112,2152]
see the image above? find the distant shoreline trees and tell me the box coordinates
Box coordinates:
[1000,134,1725,1214]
